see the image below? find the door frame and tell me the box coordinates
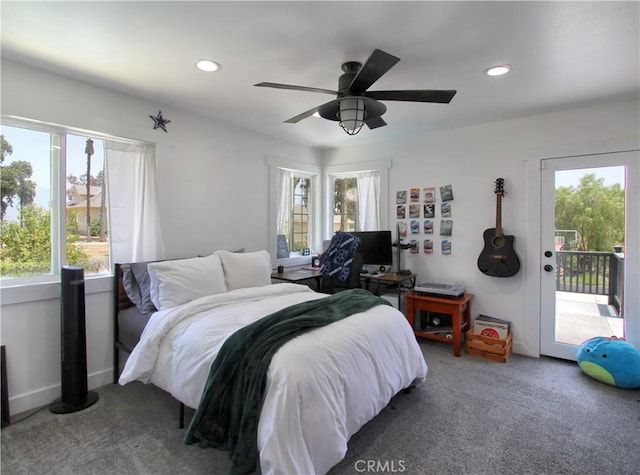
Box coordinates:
[524,137,640,358]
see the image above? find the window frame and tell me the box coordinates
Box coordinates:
[324,159,391,239]
[267,157,321,268]
[0,116,144,287]
[331,174,359,233]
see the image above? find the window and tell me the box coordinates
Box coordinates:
[333,176,358,232]
[331,170,381,232]
[277,169,315,254]
[268,157,320,265]
[1,123,110,281]
[1,120,163,284]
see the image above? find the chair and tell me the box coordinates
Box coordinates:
[318,233,364,294]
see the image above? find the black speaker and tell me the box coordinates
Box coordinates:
[49,266,99,414]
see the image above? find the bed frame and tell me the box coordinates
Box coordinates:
[112,262,186,427]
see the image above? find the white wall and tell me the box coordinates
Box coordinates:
[0,60,321,415]
[321,99,640,358]
[2,58,638,415]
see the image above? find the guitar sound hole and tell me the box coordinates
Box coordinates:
[492,237,505,248]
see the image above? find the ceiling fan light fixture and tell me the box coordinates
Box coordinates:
[195,59,221,72]
[485,64,512,77]
[338,97,366,135]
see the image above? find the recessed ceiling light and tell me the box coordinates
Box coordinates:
[195,59,221,72]
[485,64,512,77]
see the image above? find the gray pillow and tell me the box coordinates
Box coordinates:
[121,264,143,310]
[130,262,157,314]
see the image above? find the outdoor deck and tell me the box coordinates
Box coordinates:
[555,291,623,346]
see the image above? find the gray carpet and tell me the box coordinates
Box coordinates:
[2,341,639,475]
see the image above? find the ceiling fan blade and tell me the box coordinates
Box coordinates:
[348,49,401,94]
[284,100,337,123]
[365,90,457,103]
[255,82,337,95]
[365,117,387,129]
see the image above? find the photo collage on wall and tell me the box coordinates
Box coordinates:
[396,184,454,255]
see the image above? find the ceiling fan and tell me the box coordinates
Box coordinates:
[255,48,457,135]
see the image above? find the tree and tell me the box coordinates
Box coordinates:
[333,177,357,231]
[555,174,624,251]
[1,135,36,222]
[85,139,94,242]
[0,204,89,277]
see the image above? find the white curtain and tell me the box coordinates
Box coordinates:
[105,141,165,263]
[276,168,292,235]
[356,170,380,231]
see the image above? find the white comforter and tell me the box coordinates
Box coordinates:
[119,283,427,475]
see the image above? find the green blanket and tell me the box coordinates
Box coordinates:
[184,288,390,474]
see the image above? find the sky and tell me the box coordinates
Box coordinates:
[1,125,105,220]
[555,166,625,189]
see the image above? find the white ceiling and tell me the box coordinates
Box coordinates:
[1,1,638,148]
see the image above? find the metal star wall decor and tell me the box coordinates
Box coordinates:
[149,110,171,132]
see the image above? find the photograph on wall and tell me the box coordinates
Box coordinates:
[423,187,436,203]
[441,202,451,217]
[440,184,454,201]
[398,221,408,238]
[410,187,420,202]
[396,190,407,204]
[409,204,420,218]
[410,239,419,253]
[423,239,434,254]
[423,203,435,218]
[441,240,452,255]
[410,220,420,234]
[396,205,406,219]
[423,219,434,234]
[440,219,453,236]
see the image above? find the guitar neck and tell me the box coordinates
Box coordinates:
[495,194,503,238]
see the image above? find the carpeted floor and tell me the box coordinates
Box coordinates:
[2,341,639,475]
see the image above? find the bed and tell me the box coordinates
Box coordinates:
[114,250,428,475]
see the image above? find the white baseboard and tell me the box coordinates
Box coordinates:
[8,368,113,417]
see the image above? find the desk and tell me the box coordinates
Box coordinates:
[271,269,323,290]
[362,273,417,309]
[405,292,474,357]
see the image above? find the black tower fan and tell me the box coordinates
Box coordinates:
[49,266,99,414]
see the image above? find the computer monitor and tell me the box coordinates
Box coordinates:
[351,231,393,267]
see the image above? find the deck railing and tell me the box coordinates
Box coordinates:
[556,251,624,314]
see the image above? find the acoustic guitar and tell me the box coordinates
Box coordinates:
[477,178,521,277]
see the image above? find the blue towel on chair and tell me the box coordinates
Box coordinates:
[320,232,361,282]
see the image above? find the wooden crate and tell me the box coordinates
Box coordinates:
[465,329,512,362]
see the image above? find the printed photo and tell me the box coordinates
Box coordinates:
[410,220,420,234]
[441,202,451,217]
[440,184,454,202]
[410,240,419,253]
[440,219,453,236]
[409,204,420,218]
[398,221,408,238]
[423,187,436,203]
[396,205,406,219]
[410,188,420,202]
[423,203,435,218]
[423,239,433,254]
[396,190,407,204]
[441,240,452,255]
[423,220,433,234]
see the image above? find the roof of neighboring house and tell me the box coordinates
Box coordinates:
[66,190,103,210]
[69,184,102,197]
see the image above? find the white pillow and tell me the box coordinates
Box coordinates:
[147,254,227,310]
[216,250,272,290]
